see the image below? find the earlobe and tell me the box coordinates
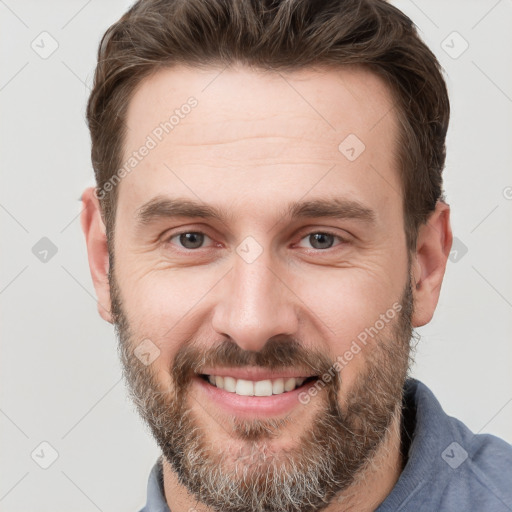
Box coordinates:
[411,201,453,327]
[80,187,113,323]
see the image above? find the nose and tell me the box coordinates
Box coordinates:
[211,249,299,352]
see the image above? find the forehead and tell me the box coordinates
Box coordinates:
[118,64,401,227]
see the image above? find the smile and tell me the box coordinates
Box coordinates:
[200,374,317,396]
[194,374,320,418]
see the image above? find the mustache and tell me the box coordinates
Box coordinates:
[172,336,338,389]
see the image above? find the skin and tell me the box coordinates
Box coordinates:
[81,64,452,511]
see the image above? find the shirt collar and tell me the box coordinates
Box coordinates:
[142,454,170,512]
[376,378,455,510]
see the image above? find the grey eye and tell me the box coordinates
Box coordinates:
[307,233,335,250]
[173,232,207,249]
[296,231,347,251]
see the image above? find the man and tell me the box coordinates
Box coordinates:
[80,0,512,510]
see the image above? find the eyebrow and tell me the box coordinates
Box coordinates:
[135,195,377,228]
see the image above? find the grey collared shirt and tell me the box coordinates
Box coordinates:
[138,379,512,511]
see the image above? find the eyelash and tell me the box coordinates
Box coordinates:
[164,229,348,252]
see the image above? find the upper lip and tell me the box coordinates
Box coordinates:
[198,367,317,381]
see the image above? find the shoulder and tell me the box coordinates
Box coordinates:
[379,379,512,512]
[439,422,512,511]
[415,379,512,510]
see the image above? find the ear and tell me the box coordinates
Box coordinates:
[80,187,113,323]
[411,200,453,327]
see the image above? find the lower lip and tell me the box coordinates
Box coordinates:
[193,376,319,418]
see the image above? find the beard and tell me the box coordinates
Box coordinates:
[110,260,414,512]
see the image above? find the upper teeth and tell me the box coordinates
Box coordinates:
[207,375,307,396]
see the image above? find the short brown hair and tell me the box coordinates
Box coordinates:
[86,0,449,253]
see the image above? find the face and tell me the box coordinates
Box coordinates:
[97,64,422,511]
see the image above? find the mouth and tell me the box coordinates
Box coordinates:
[194,374,321,418]
[198,374,319,396]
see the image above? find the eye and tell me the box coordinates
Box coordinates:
[296,231,347,250]
[166,231,213,250]
[164,230,348,252]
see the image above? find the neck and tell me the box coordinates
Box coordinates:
[161,407,404,512]
[326,407,404,511]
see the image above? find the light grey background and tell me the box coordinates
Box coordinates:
[1,1,511,511]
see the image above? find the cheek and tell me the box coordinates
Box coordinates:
[116,268,220,368]
[117,262,211,326]
[292,265,402,332]
[288,267,405,380]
